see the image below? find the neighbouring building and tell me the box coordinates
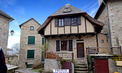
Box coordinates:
[6,48,19,66]
[95,0,122,54]
[94,0,122,73]
[19,18,43,68]
[0,10,14,55]
[38,4,112,73]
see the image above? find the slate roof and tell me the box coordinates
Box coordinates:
[19,18,41,28]
[0,10,14,21]
[50,4,85,16]
[38,4,105,34]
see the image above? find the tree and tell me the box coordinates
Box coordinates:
[11,43,20,52]
[40,43,48,61]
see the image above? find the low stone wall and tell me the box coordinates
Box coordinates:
[108,59,117,73]
[44,59,61,72]
[108,59,122,73]
[117,67,122,73]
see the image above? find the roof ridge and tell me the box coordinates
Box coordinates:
[19,18,41,28]
[50,4,85,16]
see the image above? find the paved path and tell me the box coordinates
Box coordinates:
[15,68,39,73]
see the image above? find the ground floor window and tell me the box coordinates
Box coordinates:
[61,41,67,51]
[27,50,34,59]
[56,40,73,51]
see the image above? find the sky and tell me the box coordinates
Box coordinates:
[0,0,99,48]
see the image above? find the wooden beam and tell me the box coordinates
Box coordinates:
[50,21,52,35]
[85,18,87,33]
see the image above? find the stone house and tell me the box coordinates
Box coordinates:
[6,48,19,66]
[0,10,14,55]
[94,0,122,73]
[19,18,43,68]
[38,4,112,73]
[95,0,122,54]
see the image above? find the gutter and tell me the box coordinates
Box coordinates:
[102,0,112,53]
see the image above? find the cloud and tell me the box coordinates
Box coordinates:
[0,0,16,8]
[89,8,98,17]
[11,20,19,25]
[87,2,99,17]
[7,31,20,48]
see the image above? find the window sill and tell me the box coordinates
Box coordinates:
[28,44,35,45]
[27,58,34,60]
[56,51,73,53]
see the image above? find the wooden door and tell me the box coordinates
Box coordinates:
[77,43,84,58]
[63,62,72,73]
[95,59,109,73]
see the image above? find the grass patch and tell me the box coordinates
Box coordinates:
[32,69,40,72]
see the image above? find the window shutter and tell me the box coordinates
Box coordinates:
[56,40,60,51]
[77,17,81,25]
[55,18,58,27]
[28,36,35,44]
[27,50,34,58]
[42,38,45,45]
[69,40,73,51]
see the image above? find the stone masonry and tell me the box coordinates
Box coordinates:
[19,18,42,68]
[0,15,11,55]
[96,0,122,54]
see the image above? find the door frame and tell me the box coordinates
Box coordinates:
[77,43,85,58]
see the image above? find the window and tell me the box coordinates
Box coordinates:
[71,17,77,25]
[42,38,45,45]
[101,40,104,43]
[59,19,64,26]
[56,40,73,51]
[28,36,35,44]
[30,26,34,30]
[64,17,70,26]
[55,16,81,27]
[27,50,34,58]
[56,40,60,51]
[61,41,67,51]
[69,40,73,51]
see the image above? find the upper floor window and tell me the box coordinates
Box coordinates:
[55,16,81,27]
[30,26,34,30]
[28,36,35,44]
[59,19,64,26]
[72,17,77,25]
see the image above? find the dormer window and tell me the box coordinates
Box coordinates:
[55,16,81,27]
[30,26,34,30]
[59,19,64,26]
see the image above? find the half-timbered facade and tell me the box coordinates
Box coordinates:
[38,4,110,61]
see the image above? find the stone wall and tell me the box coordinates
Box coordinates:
[6,55,18,66]
[97,0,122,54]
[46,33,109,60]
[44,59,61,72]
[0,15,10,55]
[108,1,122,54]
[19,19,42,68]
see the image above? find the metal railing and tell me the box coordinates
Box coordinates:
[86,46,122,55]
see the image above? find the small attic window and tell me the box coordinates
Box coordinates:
[30,26,34,30]
[101,40,104,43]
